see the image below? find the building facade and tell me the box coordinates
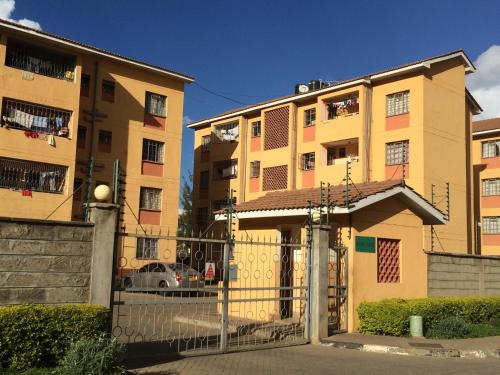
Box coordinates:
[0,20,193,265]
[189,50,480,255]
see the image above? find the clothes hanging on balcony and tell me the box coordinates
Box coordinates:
[33,115,48,129]
[14,109,34,129]
[55,116,64,129]
[47,135,55,147]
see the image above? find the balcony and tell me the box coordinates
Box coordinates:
[212,121,239,143]
[1,98,72,137]
[5,39,76,82]
[214,159,238,180]
[324,94,359,121]
[322,138,359,166]
[0,157,67,194]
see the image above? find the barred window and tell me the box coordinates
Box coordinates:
[304,108,316,127]
[250,161,260,178]
[77,126,86,149]
[214,159,238,179]
[80,74,90,97]
[386,141,409,165]
[197,207,208,225]
[140,187,162,210]
[146,92,166,117]
[102,80,115,102]
[136,237,158,259]
[214,121,239,142]
[483,217,500,234]
[201,135,211,153]
[142,139,164,163]
[251,121,261,137]
[299,152,315,170]
[200,170,209,189]
[386,91,409,116]
[73,178,83,201]
[481,140,500,158]
[483,178,500,196]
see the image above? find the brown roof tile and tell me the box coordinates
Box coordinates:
[473,117,500,134]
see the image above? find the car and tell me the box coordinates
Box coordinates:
[123,262,204,290]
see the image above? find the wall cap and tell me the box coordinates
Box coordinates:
[425,250,500,261]
[0,216,93,227]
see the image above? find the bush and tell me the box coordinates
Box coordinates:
[58,334,125,375]
[0,304,109,370]
[468,323,500,338]
[426,317,470,339]
[357,297,500,336]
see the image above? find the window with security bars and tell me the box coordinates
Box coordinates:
[140,187,162,210]
[482,178,500,196]
[142,139,164,163]
[197,207,209,225]
[481,140,500,158]
[201,135,211,153]
[304,108,316,127]
[299,152,315,170]
[377,238,400,283]
[136,237,158,259]
[80,74,90,97]
[386,141,409,165]
[386,91,409,116]
[214,159,238,179]
[200,170,209,189]
[250,161,260,178]
[214,121,239,142]
[146,92,166,117]
[102,80,115,102]
[483,217,500,234]
[251,121,261,137]
[73,178,83,201]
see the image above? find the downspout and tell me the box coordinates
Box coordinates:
[363,84,373,182]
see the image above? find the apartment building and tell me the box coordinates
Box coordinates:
[472,117,500,256]
[0,19,193,265]
[189,50,481,254]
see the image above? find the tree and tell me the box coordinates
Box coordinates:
[177,172,193,236]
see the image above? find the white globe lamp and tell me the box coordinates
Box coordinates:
[94,184,111,202]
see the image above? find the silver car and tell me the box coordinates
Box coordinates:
[123,262,204,290]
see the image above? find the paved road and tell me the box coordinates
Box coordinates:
[128,344,500,375]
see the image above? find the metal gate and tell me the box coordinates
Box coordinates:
[111,230,311,355]
[327,245,348,333]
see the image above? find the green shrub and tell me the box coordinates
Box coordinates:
[357,297,500,336]
[58,334,125,375]
[489,315,500,328]
[0,304,109,370]
[468,323,500,338]
[426,317,470,339]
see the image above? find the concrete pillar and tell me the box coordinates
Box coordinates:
[310,224,330,344]
[87,203,119,308]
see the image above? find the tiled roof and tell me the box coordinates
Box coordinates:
[233,180,404,213]
[473,117,500,134]
[0,19,194,82]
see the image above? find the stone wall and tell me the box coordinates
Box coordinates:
[0,217,94,305]
[427,252,500,297]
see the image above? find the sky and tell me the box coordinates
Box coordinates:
[2,0,500,190]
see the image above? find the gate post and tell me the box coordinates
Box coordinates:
[220,242,231,352]
[310,224,330,344]
[87,202,119,309]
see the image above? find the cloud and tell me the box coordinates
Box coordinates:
[0,0,41,30]
[183,115,193,126]
[467,45,500,119]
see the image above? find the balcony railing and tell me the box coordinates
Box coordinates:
[0,157,67,194]
[326,96,359,120]
[213,122,239,143]
[1,99,71,137]
[6,40,76,81]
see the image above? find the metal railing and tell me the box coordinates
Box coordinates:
[6,42,76,81]
[1,99,72,137]
[0,157,67,193]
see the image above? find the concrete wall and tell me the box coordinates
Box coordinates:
[427,252,500,297]
[0,217,94,305]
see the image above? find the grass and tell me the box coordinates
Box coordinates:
[467,323,500,338]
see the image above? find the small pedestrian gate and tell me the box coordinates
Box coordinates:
[111,231,311,355]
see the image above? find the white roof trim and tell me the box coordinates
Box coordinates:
[216,186,446,225]
[473,129,500,136]
[0,21,194,83]
[189,51,475,129]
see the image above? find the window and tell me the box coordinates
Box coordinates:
[136,237,158,259]
[304,108,316,127]
[80,74,90,97]
[197,207,209,225]
[386,91,409,116]
[201,135,211,153]
[327,148,336,165]
[140,187,162,211]
[102,80,115,102]
[200,170,209,189]
[142,139,164,163]
[215,159,238,179]
[73,178,83,200]
[481,140,500,158]
[483,179,500,196]
[214,121,239,142]
[377,238,400,283]
[146,92,166,117]
[300,152,315,170]
[483,217,500,234]
[251,121,261,137]
[98,130,112,153]
[77,126,86,149]
[250,161,260,178]
[386,141,409,165]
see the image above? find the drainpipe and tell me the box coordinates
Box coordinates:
[363,84,373,182]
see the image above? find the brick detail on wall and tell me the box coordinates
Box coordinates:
[263,165,288,191]
[377,238,400,283]
[264,107,289,150]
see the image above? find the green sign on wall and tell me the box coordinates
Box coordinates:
[355,236,376,253]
